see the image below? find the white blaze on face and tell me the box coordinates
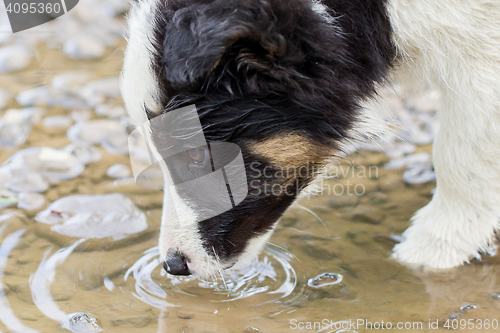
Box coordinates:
[231,226,277,270]
[120,0,161,128]
[121,1,270,278]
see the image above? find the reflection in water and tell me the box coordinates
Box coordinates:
[0,226,39,333]
[30,238,95,332]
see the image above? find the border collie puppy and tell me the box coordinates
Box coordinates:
[121,0,500,278]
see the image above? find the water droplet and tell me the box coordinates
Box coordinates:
[460,304,476,311]
[307,272,343,288]
[68,313,101,333]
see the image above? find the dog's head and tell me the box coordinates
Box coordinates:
[121,0,392,278]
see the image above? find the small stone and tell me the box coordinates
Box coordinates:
[17,86,87,109]
[8,147,85,181]
[0,89,10,109]
[42,115,73,128]
[51,72,90,94]
[70,110,93,123]
[177,310,193,320]
[67,120,126,145]
[64,35,105,60]
[369,192,389,205]
[7,171,48,193]
[64,142,102,165]
[106,164,131,178]
[0,109,32,148]
[330,195,359,208]
[17,192,45,210]
[0,44,32,73]
[403,167,436,185]
[36,193,148,239]
[109,316,153,328]
[95,104,126,118]
[16,86,52,107]
[21,107,45,123]
[349,205,385,224]
[80,77,120,106]
[244,327,260,332]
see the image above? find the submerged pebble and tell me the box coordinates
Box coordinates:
[64,142,102,165]
[17,86,88,109]
[51,72,90,94]
[67,119,129,155]
[68,313,101,333]
[64,35,105,60]
[0,89,10,109]
[0,109,32,148]
[95,104,126,118]
[0,44,32,73]
[385,152,435,185]
[7,147,85,181]
[403,167,436,185]
[308,272,343,288]
[67,120,126,144]
[7,171,48,193]
[17,192,45,210]
[16,87,52,106]
[43,115,73,128]
[36,193,147,239]
[106,164,131,178]
[80,77,120,106]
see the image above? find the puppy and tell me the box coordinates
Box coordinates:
[121,0,500,278]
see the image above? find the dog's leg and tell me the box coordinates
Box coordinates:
[393,110,500,267]
[388,0,500,268]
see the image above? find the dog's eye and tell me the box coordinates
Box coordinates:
[187,147,207,165]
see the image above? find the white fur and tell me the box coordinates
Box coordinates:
[122,1,222,278]
[232,226,277,270]
[388,0,500,268]
[122,0,500,276]
[120,0,161,128]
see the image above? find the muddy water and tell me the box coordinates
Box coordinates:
[1,41,500,333]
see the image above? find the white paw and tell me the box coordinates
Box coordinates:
[392,199,498,269]
[392,227,475,269]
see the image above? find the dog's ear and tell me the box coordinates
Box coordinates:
[154,0,323,95]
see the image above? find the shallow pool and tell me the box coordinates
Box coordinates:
[1,3,500,333]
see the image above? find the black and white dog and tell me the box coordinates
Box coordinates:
[121,0,500,278]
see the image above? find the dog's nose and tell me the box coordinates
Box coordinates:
[163,248,191,275]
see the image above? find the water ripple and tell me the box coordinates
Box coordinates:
[0,227,39,333]
[30,238,94,332]
[124,245,297,309]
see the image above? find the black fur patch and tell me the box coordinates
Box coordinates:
[147,0,395,264]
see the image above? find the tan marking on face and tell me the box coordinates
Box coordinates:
[248,132,334,169]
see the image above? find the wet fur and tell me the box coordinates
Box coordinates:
[121,0,500,277]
